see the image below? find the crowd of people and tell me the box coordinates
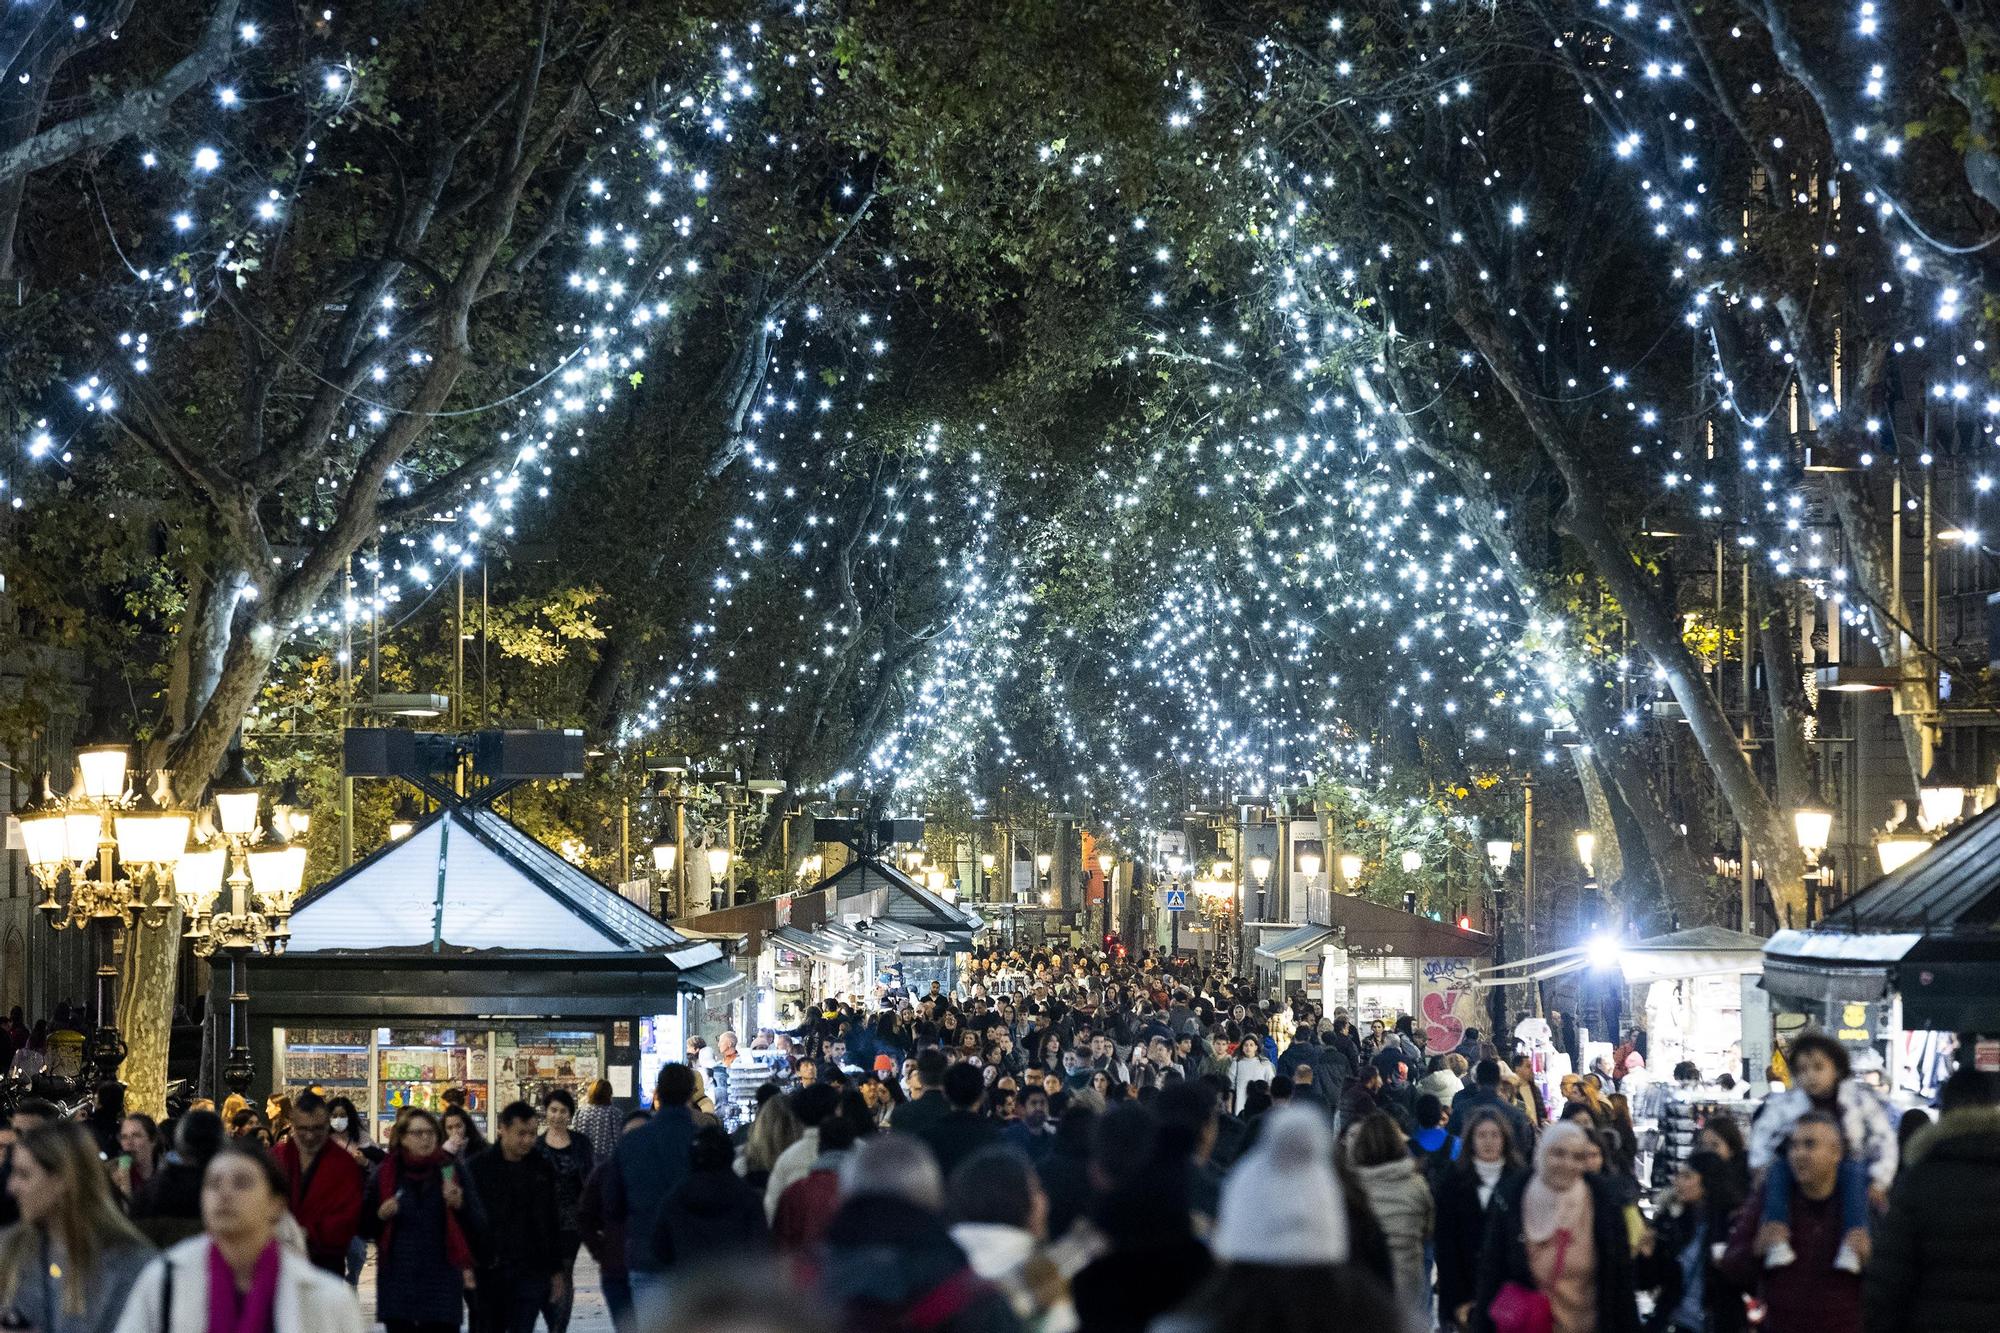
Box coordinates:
[0,944,1992,1333]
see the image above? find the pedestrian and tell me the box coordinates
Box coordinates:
[0,1098,60,1229]
[888,1049,951,1136]
[272,1092,366,1279]
[131,1110,225,1248]
[1419,1056,1466,1112]
[360,1107,479,1333]
[462,1102,563,1333]
[1435,1108,1528,1331]
[1227,1037,1275,1115]
[535,1089,593,1333]
[764,1084,841,1219]
[1152,1105,1404,1333]
[111,1142,362,1333]
[1862,1065,2000,1333]
[1470,1119,1641,1333]
[1449,1060,1535,1158]
[1746,1032,1893,1273]
[1339,1064,1385,1127]
[1069,1105,1213,1333]
[917,1062,1003,1180]
[0,1121,154,1333]
[569,1081,621,1171]
[1642,1151,1746,1333]
[440,1107,486,1162]
[739,1094,804,1194]
[576,1110,650,1333]
[1716,1111,1861,1333]
[811,1133,1022,1333]
[771,1112,861,1252]
[603,1064,698,1321]
[1411,1093,1462,1184]
[1345,1112,1434,1312]
[654,1124,769,1266]
[110,1113,164,1206]
[946,1147,1075,1333]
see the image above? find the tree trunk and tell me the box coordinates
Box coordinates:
[1449,296,1809,922]
[116,912,181,1118]
[1756,574,1814,813]
[1573,751,1624,888]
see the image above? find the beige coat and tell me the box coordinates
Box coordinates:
[111,1236,363,1333]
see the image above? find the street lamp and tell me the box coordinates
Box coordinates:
[1876,804,1933,875]
[1918,751,1975,832]
[1484,839,1513,874]
[1035,851,1053,877]
[20,750,190,1084]
[1573,830,1596,877]
[1096,852,1115,941]
[1793,804,1834,864]
[1400,849,1424,874]
[979,851,996,903]
[387,794,421,841]
[1338,851,1363,885]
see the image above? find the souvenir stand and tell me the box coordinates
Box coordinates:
[248,799,744,1135]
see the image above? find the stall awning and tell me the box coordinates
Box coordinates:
[1482,926,1767,987]
[820,858,983,941]
[1255,923,1341,965]
[770,925,859,963]
[678,957,750,1008]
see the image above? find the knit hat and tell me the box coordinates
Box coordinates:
[1210,1105,1349,1265]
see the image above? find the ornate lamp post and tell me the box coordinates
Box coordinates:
[19,742,190,1085]
[162,750,309,1095]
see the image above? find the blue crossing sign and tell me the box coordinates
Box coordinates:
[1163,888,1188,912]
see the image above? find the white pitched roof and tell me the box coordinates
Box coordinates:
[287,808,684,954]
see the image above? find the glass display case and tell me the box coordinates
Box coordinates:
[274,1027,372,1105]
[376,1028,489,1137]
[494,1027,603,1108]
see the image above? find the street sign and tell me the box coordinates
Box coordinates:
[1163,888,1187,912]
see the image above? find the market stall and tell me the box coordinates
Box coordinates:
[249,801,745,1134]
[1763,800,2000,1096]
[1254,897,1492,1048]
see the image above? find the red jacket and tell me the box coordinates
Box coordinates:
[1717,1182,1863,1333]
[274,1138,365,1267]
[772,1169,842,1252]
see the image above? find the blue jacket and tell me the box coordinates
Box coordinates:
[605,1104,696,1273]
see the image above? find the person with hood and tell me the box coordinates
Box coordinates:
[1863,1065,2000,1333]
[359,1107,481,1333]
[654,1125,768,1268]
[1418,1055,1466,1112]
[1345,1112,1434,1313]
[1152,1105,1406,1333]
[811,1133,1021,1333]
[1471,1119,1642,1333]
[1436,1108,1529,1330]
[947,1148,1076,1333]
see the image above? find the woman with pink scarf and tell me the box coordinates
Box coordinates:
[1469,1120,1641,1333]
[111,1143,362,1333]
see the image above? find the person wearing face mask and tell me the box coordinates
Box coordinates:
[112,1143,362,1333]
[0,1122,155,1333]
[271,1093,365,1280]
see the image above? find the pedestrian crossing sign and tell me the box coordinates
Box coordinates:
[1163,888,1187,911]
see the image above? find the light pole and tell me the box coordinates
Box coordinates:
[20,741,192,1085]
[1166,851,1185,956]
[979,852,996,905]
[1096,851,1115,945]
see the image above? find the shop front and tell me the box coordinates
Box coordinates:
[1763,798,2000,1098]
[249,802,745,1134]
[1252,896,1492,1046]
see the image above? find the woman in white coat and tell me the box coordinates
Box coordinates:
[113,1143,362,1333]
[1228,1037,1276,1114]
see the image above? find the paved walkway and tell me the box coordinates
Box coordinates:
[354,1251,615,1333]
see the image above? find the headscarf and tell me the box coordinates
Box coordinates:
[1210,1105,1348,1265]
[1521,1119,1593,1244]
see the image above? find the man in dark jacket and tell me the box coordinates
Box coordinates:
[654,1124,768,1267]
[606,1063,699,1318]
[1716,1111,1861,1333]
[814,1132,1022,1332]
[1863,1068,2000,1333]
[890,1049,951,1136]
[920,1062,1003,1179]
[465,1101,564,1333]
[1449,1060,1534,1157]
